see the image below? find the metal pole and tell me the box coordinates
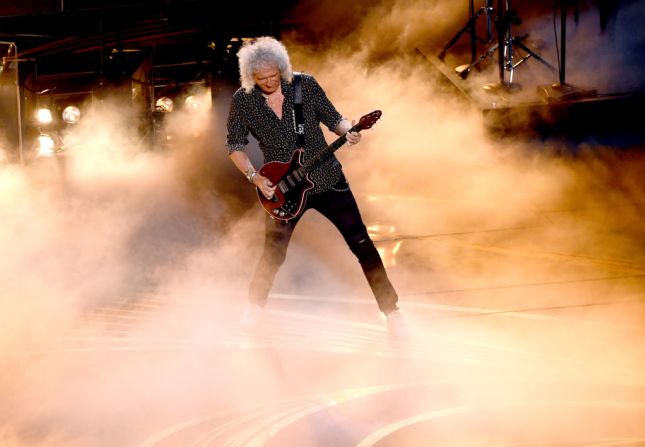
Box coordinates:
[486,0,493,42]
[14,44,23,165]
[469,0,477,63]
[497,0,505,84]
[0,41,23,165]
[560,0,567,85]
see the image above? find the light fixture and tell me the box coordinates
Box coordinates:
[36,134,55,157]
[36,108,53,125]
[155,96,174,112]
[184,93,211,112]
[62,105,81,124]
[184,95,200,110]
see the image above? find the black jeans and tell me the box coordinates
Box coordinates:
[248,184,399,314]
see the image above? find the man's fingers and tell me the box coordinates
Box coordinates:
[262,182,276,199]
[346,131,361,145]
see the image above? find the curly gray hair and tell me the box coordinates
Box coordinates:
[237,36,293,93]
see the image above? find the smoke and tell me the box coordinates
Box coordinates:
[284,35,645,295]
[1,0,644,446]
[0,88,264,444]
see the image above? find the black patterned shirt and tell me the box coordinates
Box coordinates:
[226,74,345,194]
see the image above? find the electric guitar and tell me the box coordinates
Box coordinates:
[256,110,382,221]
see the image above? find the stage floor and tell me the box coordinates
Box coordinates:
[4,189,644,447]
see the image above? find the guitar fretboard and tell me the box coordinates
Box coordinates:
[300,130,353,175]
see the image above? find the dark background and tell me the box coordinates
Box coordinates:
[0,0,643,159]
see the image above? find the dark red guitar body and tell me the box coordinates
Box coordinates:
[256,149,314,221]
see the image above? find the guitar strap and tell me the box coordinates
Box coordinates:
[293,72,305,148]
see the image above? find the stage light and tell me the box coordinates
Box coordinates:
[184,95,200,110]
[36,134,55,157]
[62,105,81,124]
[155,96,174,112]
[185,93,211,112]
[36,108,53,125]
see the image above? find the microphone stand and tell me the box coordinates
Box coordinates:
[481,0,556,92]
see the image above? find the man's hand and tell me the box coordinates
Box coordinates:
[346,128,361,145]
[253,174,277,199]
[337,119,361,146]
[336,118,362,146]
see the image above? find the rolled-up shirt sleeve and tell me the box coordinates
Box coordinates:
[226,92,250,154]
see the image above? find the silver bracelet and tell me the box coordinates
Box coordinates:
[245,168,258,184]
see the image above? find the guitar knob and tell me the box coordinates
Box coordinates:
[279,211,285,217]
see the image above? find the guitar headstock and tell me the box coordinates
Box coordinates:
[354,110,382,132]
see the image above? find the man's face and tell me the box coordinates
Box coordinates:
[253,65,281,94]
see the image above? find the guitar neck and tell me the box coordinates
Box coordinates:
[300,125,357,174]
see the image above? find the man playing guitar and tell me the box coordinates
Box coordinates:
[226,37,408,338]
